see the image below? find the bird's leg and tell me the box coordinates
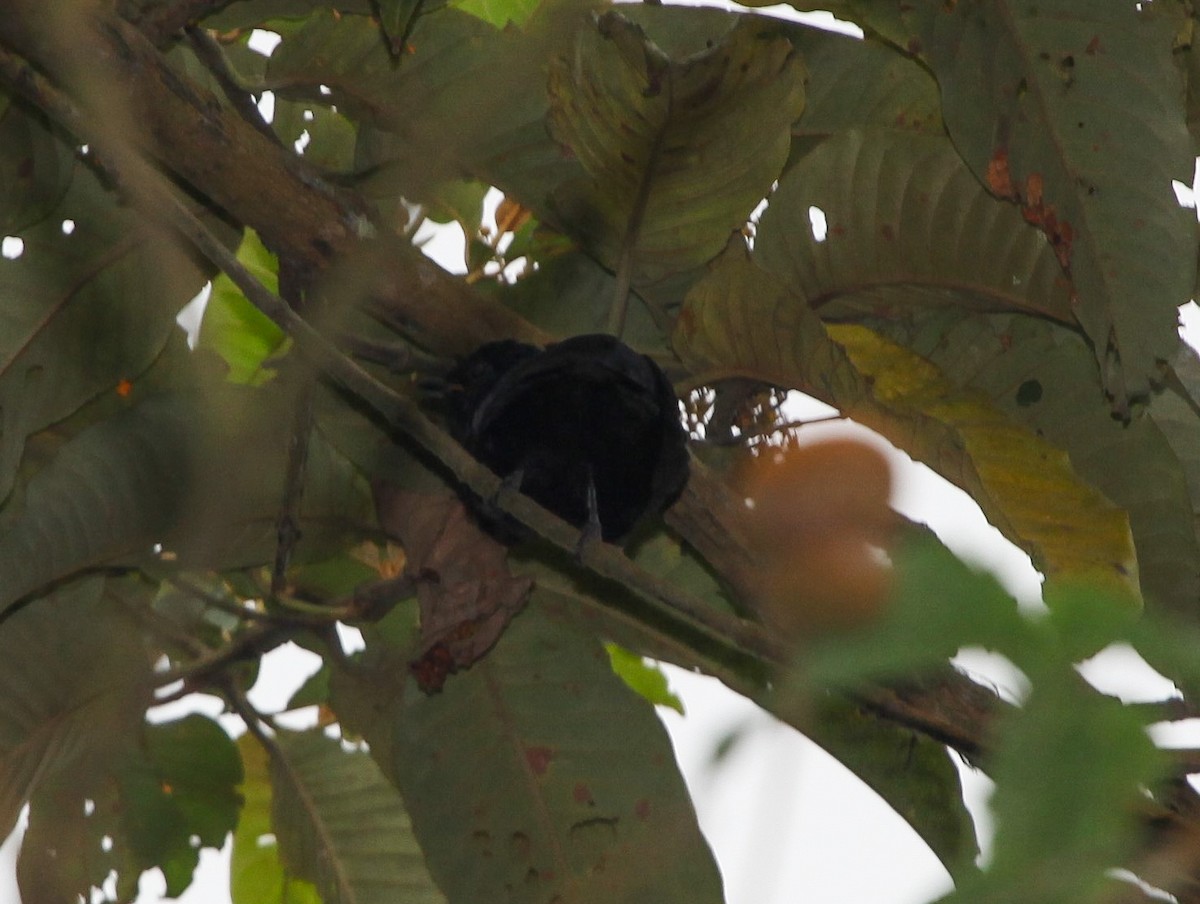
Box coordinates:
[493,467,525,509]
[574,467,604,559]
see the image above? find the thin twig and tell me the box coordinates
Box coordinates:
[133,0,234,46]
[185,24,280,143]
[273,387,314,595]
[154,620,289,689]
[166,572,279,623]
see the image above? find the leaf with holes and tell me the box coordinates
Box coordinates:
[757,128,1076,324]
[0,162,205,504]
[869,1,1194,407]
[546,12,804,289]
[0,577,154,903]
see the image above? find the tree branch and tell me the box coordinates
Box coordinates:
[130,0,237,48]
[184,24,280,143]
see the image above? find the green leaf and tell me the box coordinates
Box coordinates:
[0,394,197,616]
[951,675,1166,903]
[802,695,980,882]
[268,729,445,904]
[493,251,663,351]
[204,0,374,29]
[232,734,323,904]
[0,386,373,616]
[606,645,683,714]
[273,99,358,174]
[0,100,73,233]
[287,664,332,710]
[800,528,1034,686]
[119,714,244,896]
[334,604,724,904]
[377,0,426,49]
[881,2,1195,404]
[546,12,805,289]
[199,230,288,385]
[0,159,204,502]
[454,0,538,28]
[756,128,1076,324]
[785,22,942,146]
[297,6,577,207]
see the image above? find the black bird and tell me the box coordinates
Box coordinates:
[445,334,690,542]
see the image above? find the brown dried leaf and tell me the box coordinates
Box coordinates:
[373,483,532,691]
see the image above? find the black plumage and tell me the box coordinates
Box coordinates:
[446,334,689,542]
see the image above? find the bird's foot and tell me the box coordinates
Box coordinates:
[573,472,604,560]
[492,468,525,511]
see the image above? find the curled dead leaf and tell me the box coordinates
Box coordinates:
[373,482,533,692]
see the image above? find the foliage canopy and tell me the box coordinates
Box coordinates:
[3,0,1200,902]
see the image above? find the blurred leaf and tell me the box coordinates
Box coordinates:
[0,159,206,502]
[118,714,244,895]
[803,695,980,882]
[0,386,372,616]
[606,645,683,714]
[232,734,323,904]
[950,675,1166,903]
[546,12,804,289]
[801,529,1034,687]
[199,230,288,385]
[332,604,724,904]
[1,577,153,902]
[0,100,73,234]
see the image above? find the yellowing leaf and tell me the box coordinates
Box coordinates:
[676,245,1139,602]
[830,323,1138,600]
